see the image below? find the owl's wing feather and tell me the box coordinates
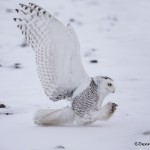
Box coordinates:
[14,3,90,101]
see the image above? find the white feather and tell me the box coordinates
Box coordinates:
[34,107,75,125]
[14,3,90,101]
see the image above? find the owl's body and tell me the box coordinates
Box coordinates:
[72,79,99,119]
[14,3,118,125]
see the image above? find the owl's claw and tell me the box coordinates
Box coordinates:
[112,103,118,107]
[111,103,118,112]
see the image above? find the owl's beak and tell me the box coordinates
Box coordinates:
[112,90,115,93]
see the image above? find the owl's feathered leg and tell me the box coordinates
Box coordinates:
[97,102,118,121]
[80,102,118,126]
[33,106,75,126]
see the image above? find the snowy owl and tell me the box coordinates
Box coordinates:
[14,3,118,126]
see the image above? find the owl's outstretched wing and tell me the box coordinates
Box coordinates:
[14,3,90,101]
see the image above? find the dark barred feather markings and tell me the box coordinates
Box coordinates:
[72,79,99,118]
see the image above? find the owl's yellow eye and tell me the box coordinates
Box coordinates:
[108,83,112,87]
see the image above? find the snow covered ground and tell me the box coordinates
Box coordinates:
[0,0,150,149]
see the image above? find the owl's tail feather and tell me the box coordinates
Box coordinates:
[33,107,75,126]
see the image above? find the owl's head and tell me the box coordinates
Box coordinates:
[93,76,115,94]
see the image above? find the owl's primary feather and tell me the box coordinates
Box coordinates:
[14,3,90,101]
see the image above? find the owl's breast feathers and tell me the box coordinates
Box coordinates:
[72,78,99,119]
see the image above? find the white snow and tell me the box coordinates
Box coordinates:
[0,0,150,149]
